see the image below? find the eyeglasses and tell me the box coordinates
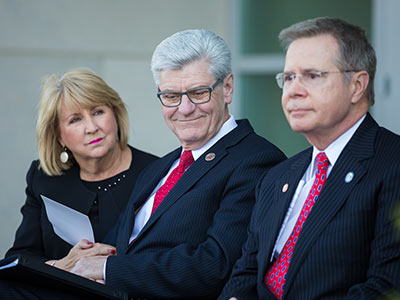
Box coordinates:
[275,70,357,89]
[157,79,222,107]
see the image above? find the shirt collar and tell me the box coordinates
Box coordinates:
[310,114,366,172]
[187,115,237,161]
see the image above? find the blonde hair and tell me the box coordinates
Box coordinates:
[36,68,129,176]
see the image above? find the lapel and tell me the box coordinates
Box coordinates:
[133,149,181,209]
[129,119,254,245]
[259,149,311,275]
[121,149,181,247]
[282,113,377,296]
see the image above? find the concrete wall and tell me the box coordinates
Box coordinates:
[0,0,231,257]
[372,0,400,134]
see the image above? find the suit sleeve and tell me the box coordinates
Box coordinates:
[105,150,286,299]
[217,218,261,299]
[5,161,47,262]
[344,159,400,298]
[218,173,272,300]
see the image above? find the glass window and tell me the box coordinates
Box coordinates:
[240,0,371,55]
[240,74,309,157]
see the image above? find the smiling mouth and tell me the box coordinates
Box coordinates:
[89,138,103,145]
[177,116,203,122]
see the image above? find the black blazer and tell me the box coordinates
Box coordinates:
[103,119,286,299]
[6,146,158,263]
[219,113,400,299]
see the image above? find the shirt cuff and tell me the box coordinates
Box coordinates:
[103,256,108,282]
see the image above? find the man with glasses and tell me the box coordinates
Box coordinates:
[218,17,400,299]
[64,29,285,299]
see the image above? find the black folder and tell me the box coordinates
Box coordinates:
[0,254,128,299]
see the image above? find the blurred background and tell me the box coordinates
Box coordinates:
[0,0,399,257]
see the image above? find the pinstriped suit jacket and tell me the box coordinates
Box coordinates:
[219,113,400,299]
[103,119,286,299]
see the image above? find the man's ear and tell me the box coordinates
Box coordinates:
[351,71,369,104]
[223,73,234,104]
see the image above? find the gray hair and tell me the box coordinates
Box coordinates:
[279,17,376,106]
[151,29,232,85]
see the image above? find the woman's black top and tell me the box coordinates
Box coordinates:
[5,146,158,262]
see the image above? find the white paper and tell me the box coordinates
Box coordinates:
[41,195,94,245]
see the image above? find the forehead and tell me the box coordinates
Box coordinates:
[58,98,103,118]
[284,34,339,71]
[159,60,214,88]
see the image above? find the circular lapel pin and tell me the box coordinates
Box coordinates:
[345,171,354,183]
[205,153,216,161]
[282,183,289,193]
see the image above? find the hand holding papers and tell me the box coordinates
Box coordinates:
[49,239,115,272]
[41,195,116,272]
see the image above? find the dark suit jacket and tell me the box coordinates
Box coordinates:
[6,146,158,263]
[103,119,286,299]
[219,113,400,299]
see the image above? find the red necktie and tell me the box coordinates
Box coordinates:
[151,150,194,214]
[265,152,330,299]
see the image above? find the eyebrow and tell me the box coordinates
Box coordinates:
[159,83,211,93]
[59,112,79,122]
[283,68,320,73]
[302,68,321,73]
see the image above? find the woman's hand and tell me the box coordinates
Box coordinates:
[45,239,116,271]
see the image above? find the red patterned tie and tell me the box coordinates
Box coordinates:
[151,150,194,214]
[265,152,330,299]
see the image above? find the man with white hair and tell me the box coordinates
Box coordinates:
[68,29,286,299]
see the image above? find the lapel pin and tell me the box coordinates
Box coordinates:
[345,171,354,183]
[282,183,289,193]
[205,153,216,161]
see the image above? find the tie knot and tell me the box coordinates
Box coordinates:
[179,150,194,169]
[316,152,329,170]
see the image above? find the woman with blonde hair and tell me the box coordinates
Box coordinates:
[6,68,158,270]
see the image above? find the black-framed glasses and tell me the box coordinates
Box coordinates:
[157,79,223,107]
[275,70,357,89]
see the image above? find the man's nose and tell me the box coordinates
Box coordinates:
[178,94,196,114]
[284,75,307,98]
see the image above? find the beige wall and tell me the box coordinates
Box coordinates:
[0,0,232,257]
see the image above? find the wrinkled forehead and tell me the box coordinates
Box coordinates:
[160,59,212,78]
[159,60,215,88]
[284,34,339,72]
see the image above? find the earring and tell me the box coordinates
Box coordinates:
[60,147,69,163]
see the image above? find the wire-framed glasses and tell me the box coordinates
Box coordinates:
[275,70,357,89]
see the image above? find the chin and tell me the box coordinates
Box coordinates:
[90,147,111,158]
[180,136,205,148]
[288,121,307,133]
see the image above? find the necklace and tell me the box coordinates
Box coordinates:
[96,173,127,192]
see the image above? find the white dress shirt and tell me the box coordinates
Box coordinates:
[271,114,366,261]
